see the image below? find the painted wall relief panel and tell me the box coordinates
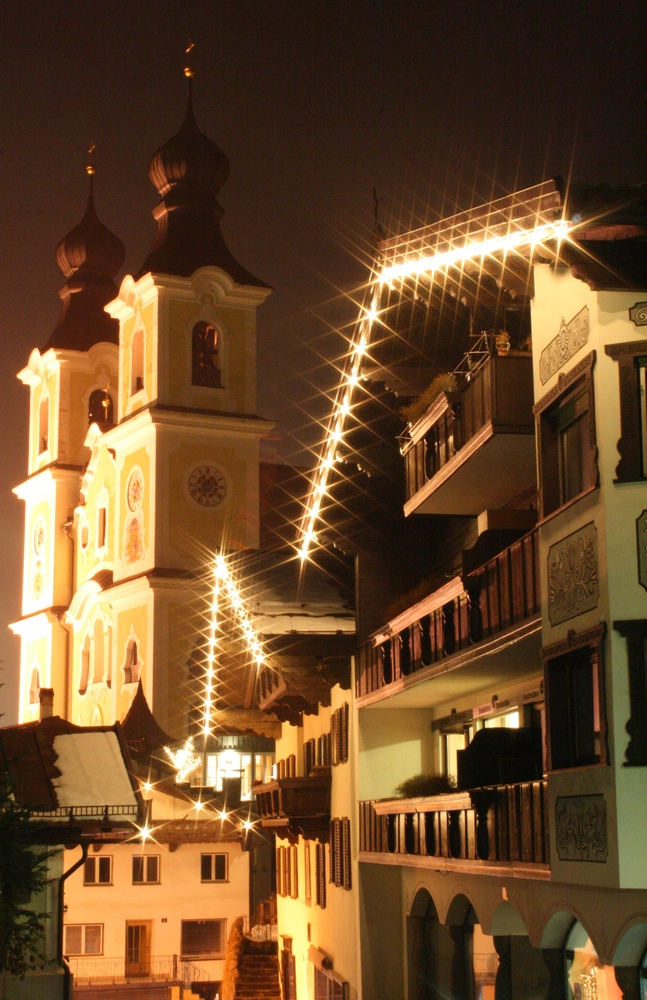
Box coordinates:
[555,793,608,862]
[539,306,590,385]
[548,521,599,626]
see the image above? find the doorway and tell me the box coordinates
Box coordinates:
[126,921,151,978]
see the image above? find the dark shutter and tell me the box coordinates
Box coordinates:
[304,842,312,905]
[341,703,349,762]
[290,845,299,899]
[132,856,144,883]
[341,818,351,890]
[201,854,213,881]
[315,843,326,909]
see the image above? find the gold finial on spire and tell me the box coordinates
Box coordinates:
[86,141,96,177]
[184,40,195,78]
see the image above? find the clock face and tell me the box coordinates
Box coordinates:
[33,517,46,556]
[188,465,227,508]
[127,468,144,512]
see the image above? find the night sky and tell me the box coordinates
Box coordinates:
[0,1,644,722]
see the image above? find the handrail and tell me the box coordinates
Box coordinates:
[356,529,539,699]
[67,954,208,985]
[359,779,549,867]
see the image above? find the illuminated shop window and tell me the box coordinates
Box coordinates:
[566,922,622,999]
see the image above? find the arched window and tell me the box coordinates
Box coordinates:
[29,667,40,705]
[131,327,144,395]
[192,322,221,387]
[88,389,114,427]
[106,625,112,689]
[79,635,91,695]
[124,639,140,684]
[93,619,105,684]
[38,392,49,454]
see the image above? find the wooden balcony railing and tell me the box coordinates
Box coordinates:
[356,529,539,699]
[253,770,332,841]
[359,780,548,869]
[403,353,534,512]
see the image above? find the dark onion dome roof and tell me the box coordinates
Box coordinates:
[137,87,270,288]
[44,181,125,353]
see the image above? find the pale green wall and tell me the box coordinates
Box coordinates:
[358,708,434,801]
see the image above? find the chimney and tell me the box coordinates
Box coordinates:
[39,688,54,720]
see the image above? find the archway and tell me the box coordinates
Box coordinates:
[566,922,623,999]
[408,888,459,1000]
[489,902,552,1000]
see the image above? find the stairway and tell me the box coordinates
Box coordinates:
[234,940,281,1000]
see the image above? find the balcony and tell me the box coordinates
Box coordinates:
[358,779,549,878]
[254,770,332,841]
[403,353,535,516]
[68,954,208,987]
[356,529,539,704]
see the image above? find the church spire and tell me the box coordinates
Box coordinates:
[44,151,125,352]
[137,53,268,287]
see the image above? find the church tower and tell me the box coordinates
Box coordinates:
[11,161,124,724]
[12,75,273,735]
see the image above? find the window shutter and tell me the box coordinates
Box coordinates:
[341,818,351,890]
[341,703,349,762]
[304,842,312,905]
[146,856,159,883]
[276,846,283,896]
[315,843,326,909]
[290,845,299,899]
[133,856,144,883]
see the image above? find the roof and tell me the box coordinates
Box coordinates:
[0,716,140,819]
[122,680,174,756]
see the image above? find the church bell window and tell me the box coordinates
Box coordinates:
[28,666,40,705]
[88,389,114,427]
[124,639,141,685]
[38,392,49,454]
[131,327,145,395]
[192,322,222,388]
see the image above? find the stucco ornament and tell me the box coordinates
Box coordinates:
[548,522,599,626]
[539,306,590,384]
[555,794,608,862]
[123,466,145,564]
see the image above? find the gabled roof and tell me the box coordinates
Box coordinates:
[0,716,140,818]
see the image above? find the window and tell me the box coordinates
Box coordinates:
[201,853,227,882]
[123,639,140,684]
[290,844,298,900]
[38,392,49,454]
[304,842,312,906]
[315,843,326,909]
[303,738,316,777]
[544,625,607,771]
[28,667,40,705]
[131,326,144,395]
[535,352,597,518]
[79,635,91,695]
[64,924,103,956]
[181,919,225,959]
[192,322,222,388]
[84,855,112,885]
[97,507,107,550]
[276,845,297,898]
[314,967,349,1000]
[93,619,104,684]
[132,855,160,884]
[88,389,114,427]
[281,939,297,1000]
[329,819,351,890]
[605,341,647,481]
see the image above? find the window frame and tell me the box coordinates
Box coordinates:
[132,854,160,885]
[534,351,598,521]
[542,623,608,771]
[200,852,228,883]
[605,341,647,482]
[180,918,226,960]
[83,855,113,886]
[63,923,104,956]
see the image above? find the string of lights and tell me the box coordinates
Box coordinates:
[296,216,570,560]
[297,280,382,561]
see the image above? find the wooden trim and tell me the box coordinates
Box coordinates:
[372,792,473,815]
[542,623,608,771]
[358,851,551,880]
[613,620,647,766]
[605,341,647,482]
[404,420,495,517]
[534,351,598,520]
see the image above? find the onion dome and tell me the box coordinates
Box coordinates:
[137,82,269,288]
[55,187,125,280]
[149,93,230,200]
[44,168,125,353]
